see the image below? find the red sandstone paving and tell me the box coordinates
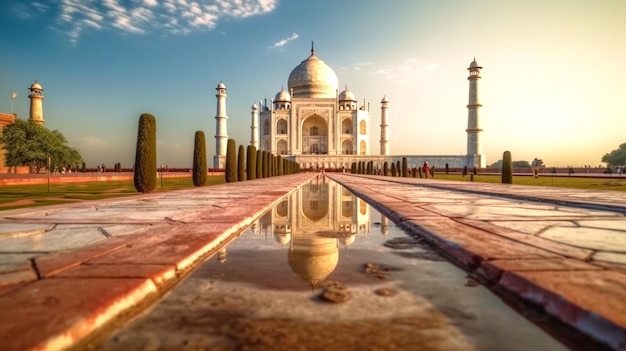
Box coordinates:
[0,277,158,351]
[477,258,603,283]
[405,217,561,260]
[36,236,141,278]
[55,264,177,288]
[0,269,37,287]
[87,229,229,270]
[499,270,626,350]
[0,281,28,296]
[593,261,626,275]
[456,218,595,260]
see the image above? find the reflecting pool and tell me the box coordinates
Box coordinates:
[94,177,581,351]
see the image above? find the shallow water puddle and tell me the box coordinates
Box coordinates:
[93,178,576,351]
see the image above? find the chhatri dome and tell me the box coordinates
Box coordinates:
[30,81,43,90]
[338,85,356,101]
[274,87,291,102]
[287,43,339,98]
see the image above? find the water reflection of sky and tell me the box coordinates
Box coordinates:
[219,176,402,287]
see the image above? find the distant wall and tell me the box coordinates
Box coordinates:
[0,172,223,186]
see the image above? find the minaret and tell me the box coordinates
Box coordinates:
[466,58,483,167]
[379,96,389,156]
[250,103,259,149]
[28,81,44,125]
[214,82,228,169]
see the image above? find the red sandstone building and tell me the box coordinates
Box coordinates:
[0,81,46,174]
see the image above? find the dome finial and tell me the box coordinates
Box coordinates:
[311,41,314,56]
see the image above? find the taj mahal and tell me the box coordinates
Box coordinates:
[214,43,486,170]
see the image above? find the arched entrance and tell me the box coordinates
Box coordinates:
[302,115,328,155]
[277,139,288,155]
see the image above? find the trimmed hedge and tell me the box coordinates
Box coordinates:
[133,113,157,193]
[502,151,513,184]
[247,145,257,180]
[237,144,245,181]
[225,138,237,182]
[256,150,263,179]
[192,130,207,186]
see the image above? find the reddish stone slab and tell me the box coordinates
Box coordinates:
[0,281,29,297]
[593,261,626,275]
[0,268,38,287]
[477,258,602,283]
[499,270,626,350]
[0,277,157,351]
[55,264,177,288]
[36,235,141,278]
[404,218,560,261]
[456,218,594,260]
[88,225,235,272]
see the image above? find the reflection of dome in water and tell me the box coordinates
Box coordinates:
[274,233,291,245]
[339,234,356,246]
[288,236,338,285]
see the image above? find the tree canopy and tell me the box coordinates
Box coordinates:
[489,160,531,168]
[0,119,83,173]
[602,143,626,166]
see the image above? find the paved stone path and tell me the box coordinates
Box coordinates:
[0,174,315,351]
[1,172,625,350]
[327,173,626,351]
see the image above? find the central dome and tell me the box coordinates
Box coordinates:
[287,47,338,99]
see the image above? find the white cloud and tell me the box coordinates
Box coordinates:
[374,58,440,84]
[48,0,278,43]
[273,33,299,48]
[32,2,50,12]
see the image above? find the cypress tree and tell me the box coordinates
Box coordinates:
[391,162,396,177]
[262,151,268,178]
[502,151,513,184]
[192,131,207,186]
[256,150,263,179]
[402,157,408,177]
[396,161,401,176]
[237,144,245,181]
[225,138,237,182]
[133,113,157,193]
[383,161,389,176]
[247,145,257,180]
[278,155,284,175]
[81,162,86,172]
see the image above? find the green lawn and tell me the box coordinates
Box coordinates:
[0,175,225,211]
[431,173,626,191]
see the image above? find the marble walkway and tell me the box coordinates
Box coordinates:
[327,173,626,351]
[0,172,625,350]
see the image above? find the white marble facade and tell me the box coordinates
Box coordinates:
[238,46,485,170]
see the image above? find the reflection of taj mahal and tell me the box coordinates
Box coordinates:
[250,176,390,286]
[213,43,486,169]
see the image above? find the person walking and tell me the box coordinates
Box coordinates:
[423,162,430,179]
[531,158,539,178]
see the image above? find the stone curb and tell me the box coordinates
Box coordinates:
[327,173,626,351]
[0,174,316,351]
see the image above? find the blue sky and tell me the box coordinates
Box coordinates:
[1,0,625,168]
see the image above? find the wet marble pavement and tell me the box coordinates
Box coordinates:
[0,172,625,350]
[0,174,317,351]
[327,173,626,350]
[92,217,573,351]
